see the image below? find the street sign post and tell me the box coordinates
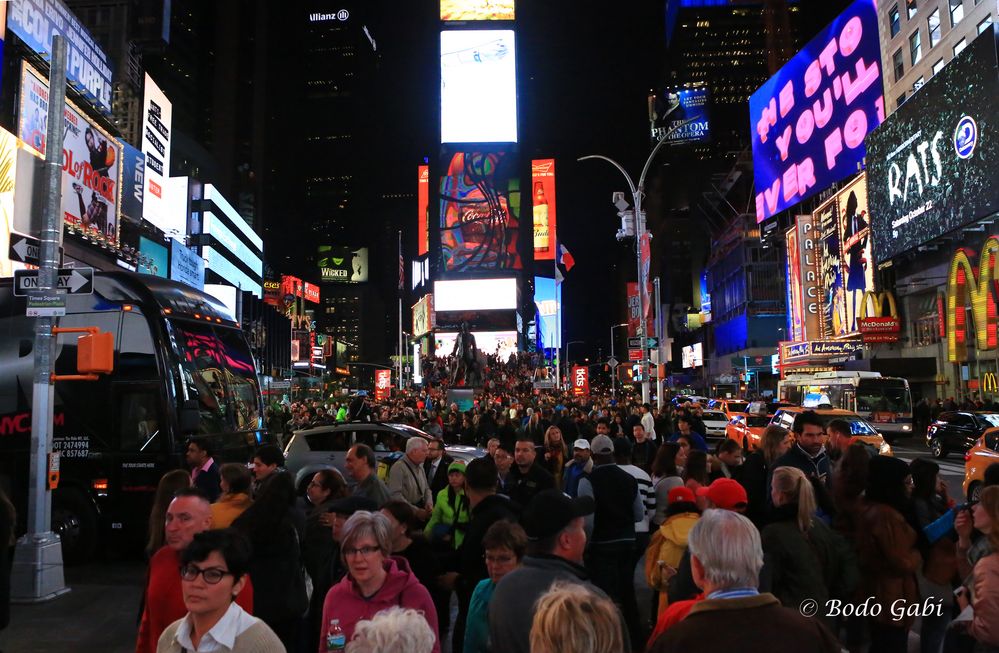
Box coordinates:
[628,336,659,349]
[14,268,94,296]
[25,290,67,317]
[607,356,619,369]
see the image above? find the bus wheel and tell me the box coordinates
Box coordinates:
[52,489,98,565]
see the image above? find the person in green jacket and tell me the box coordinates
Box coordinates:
[424,461,470,549]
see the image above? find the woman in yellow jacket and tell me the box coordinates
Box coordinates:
[645,485,701,616]
[210,463,254,528]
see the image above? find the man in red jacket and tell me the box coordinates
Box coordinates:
[135,487,254,653]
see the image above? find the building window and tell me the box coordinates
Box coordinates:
[907,0,918,19]
[897,93,907,109]
[893,48,905,81]
[910,30,922,65]
[954,38,967,55]
[932,58,945,75]
[950,0,964,25]
[889,5,901,36]
[928,9,941,46]
[913,76,925,92]
[979,15,993,34]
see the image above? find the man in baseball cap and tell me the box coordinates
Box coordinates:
[563,438,593,498]
[696,478,749,512]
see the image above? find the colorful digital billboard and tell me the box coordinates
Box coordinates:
[652,87,710,145]
[441,30,517,143]
[418,165,430,256]
[867,29,999,264]
[749,0,884,222]
[441,0,515,21]
[119,141,145,224]
[317,246,369,283]
[439,151,522,271]
[794,214,821,341]
[18,63,122,246]
[534,276,561,350]
[531,159,556,260]
[785,225,804,342]
[435,330,518,360]
[434,278,517,311]
[138,236,168,277]
[835,175,875,334]
[815,197,845,338]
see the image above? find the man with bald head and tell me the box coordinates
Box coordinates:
[135,487,254,653]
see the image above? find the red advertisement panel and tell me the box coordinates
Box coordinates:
[375,369,392,401]
[572,365,589,398]
[627,281,655,338]
[418,165,429,256]
[280,275,320,304]
[531,159,556,260]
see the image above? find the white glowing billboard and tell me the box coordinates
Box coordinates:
[435,330,518,361]
[440,30,517,143]
[434,278,517,311]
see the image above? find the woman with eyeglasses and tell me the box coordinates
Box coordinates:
[463,519,527,653]
[318,511,440,653]
[157,529,284,652]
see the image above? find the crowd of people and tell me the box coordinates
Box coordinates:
[118,363,999,653]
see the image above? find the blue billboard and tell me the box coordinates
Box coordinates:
[749,0,883,223]
[534,276,561,351]
[120,142,145,223]
[653,87,710,144]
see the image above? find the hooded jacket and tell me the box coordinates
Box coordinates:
[647,512,699,615]
[317,556,440,653]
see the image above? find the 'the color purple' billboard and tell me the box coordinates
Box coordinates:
[750,0,884,223]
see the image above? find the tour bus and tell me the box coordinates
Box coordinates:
[777,371,913,441]
[0,271,266,562]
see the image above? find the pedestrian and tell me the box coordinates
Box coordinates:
[494,441,515,496]
[345,444,391,508]
[425,438,453,498]
[669,416,708,452]
[770,411,831,496]
[830,442,871,542]
[210,463,254,529]
[646,486,700,616]
[185,437,221,502]
[614,436,656,577]
[250,444,283,498]
[683,450,710,498]
[136,488,255,653]
[529,581,626,653]
[562,438,594,498]
[318,511,440,653]
[231,472,308,651]
[631,423,657,472]
[855,456,922,653]
[146,470,192,558]
[301,468,348,652]
[424,461,471,550]
[650,443,686,528]
[463,520,527,653]
[346,607,437,653]
[156,529,284,653]
[641,403,658,443]
[506,435,555,509]
[955,486,999,650]
[711,439,744,482]
[387,438,434,521]
[647,510,841,653]
[542,426,568,488]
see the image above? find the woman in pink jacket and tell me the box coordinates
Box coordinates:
[318,511,440,653]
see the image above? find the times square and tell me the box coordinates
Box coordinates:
[1,0,999,652]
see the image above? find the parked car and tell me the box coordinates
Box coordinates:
[283,421,484,494]
[927,412,999,459]
[709,399,750,418]
[672,394,709,409]
[725,413,774,451]
[964,428,999,501]
[769,407,893,456]
[700,410,729,440]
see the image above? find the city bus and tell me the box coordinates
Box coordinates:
[777,371,913,442]
[0,271,266,562]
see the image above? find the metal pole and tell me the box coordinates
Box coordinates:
[654,277,664,410]
[634,193,650,405]
[13,37,70,602]
[610,325,616,398]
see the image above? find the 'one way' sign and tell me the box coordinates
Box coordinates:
[14,268,94,296]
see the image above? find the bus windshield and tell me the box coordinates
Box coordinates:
[856,380,912,415]
[168,320,261,434]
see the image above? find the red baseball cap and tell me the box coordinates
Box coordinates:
[668,486,696,504]
[696,478,748,511]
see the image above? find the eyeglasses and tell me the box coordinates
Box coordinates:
[179,564,232,584]
[484,554,515,564]
[343,545,382,558]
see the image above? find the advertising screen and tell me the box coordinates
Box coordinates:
[749,0,884,222]
[682,343,704,368]
[418,165,430,256]
[119,141,144,223]
[142,74,173,234]
[835,175,875,334]
[867,29,999,264]
[138,236,168,277]
[202,211,263,282]
[7,0,113,113]
[441,0,515,21]
[815,196,846,338]
[0,128,19,277]
[440,151,522,271]
[170,239,205,291]
[441,30,517,143]
[627,281,655,338]
[534,276,561,350]
[435,330,518,361]
[18,63,122,246]
[786,225,804,342]
[652,87,711,144]
[794,214,821,340]
[531,159,557,260]
[413,294,435,337]
[317,246,369,283]
[434,278,517,311]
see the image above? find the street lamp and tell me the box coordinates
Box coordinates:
[564,340,584,389]
[610,323,628,397]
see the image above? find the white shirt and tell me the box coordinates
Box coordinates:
[641,412,657,442]
[174,602,260,652]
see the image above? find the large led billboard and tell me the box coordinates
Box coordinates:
[441,0,515,21]
[534,276,561,349]
[867,29,999,264]
[418,165,430,256]
[531,159,557,260]
[435,330,517,360]
[18,63,122,246]
[652,87,711,145]
[434,278,517,311]
[317,246,369,283]
[142,74,173,234]
[441,30,517,143]
[440,151,522,271]
[749,0,884,223]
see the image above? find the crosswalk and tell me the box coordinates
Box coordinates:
[891,445,967,478]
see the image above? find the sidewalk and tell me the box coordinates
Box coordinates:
[0,561,143,653]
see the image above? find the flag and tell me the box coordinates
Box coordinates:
[558,243,575,271]
[555,267,564,285]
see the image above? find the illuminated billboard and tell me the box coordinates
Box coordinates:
[138,236,168,277]
[786,225,804,342]
[318,246,369,283]
[815,197,845,338]
[835,175,874,334]
[534,276,561,350]
[0,128,19,277]
[794,214,821,340]
[441,30,517,143]
[441,0,515,21]
[749,0,884,222]
[170,239,205,291]
[434,278,517,311]
[652,86,710,145]
[682,343,703,368]
[867,30,999,264]
[418,165,430,256]
[142,74,173,234]
[18,63,122,246]
[413,294,435,337]
[440,151,522,271]
[435,330,517,360]
[531,159,556,260]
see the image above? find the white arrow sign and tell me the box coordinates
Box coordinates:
[14,268,94,296]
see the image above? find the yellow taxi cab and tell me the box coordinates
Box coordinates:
[964,427,999,501]
[768,407,893,456]
[709,398,750,418]
[725,412,773,451]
